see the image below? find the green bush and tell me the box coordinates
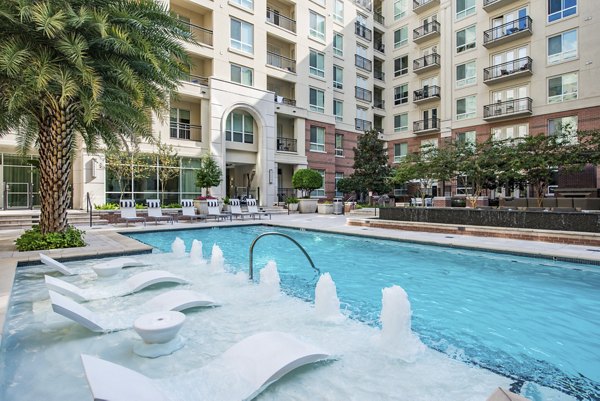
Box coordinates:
[451,198,466,207]
[292,169,323,198]
[94,202,119,210]
[135,203,145,209]
[285,196,299,204]
[15,225,86,251]
[164,203,181,208]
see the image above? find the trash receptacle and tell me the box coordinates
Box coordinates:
[333,198,343,215]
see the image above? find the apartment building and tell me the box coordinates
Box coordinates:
[0,0,598,209]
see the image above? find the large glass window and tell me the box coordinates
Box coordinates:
[230,64,253,86]
[230,18,253,54]
[456,0,475,20]
[231,0,253,10]
[492,124,528,140]
[333,32,344,57]
[310,169,326,198]
[226,111,254,144]
[394,26,408,48]
[394,113,408,132]
[548,116,578,143]
[309,11,326,41]
[333,99,343,121]
[394,143,408,162]
[394,84,408,105]
[335,172,344,197]
[310,126,325,152]
[456,61,476,88]
[394,55,408,77]
[333,65,343,89]
[335,134,344,156]
[456,96,477,120]
[333,0,344,23]
[309,87,325,113]
[548,0,577,22]
[170,108,191,140]
[394,0,408,21]
[548,72,578,103]
[548,29,577,64]
[456,131,476,145]
[310,49,325,78]
[457,25,476,53]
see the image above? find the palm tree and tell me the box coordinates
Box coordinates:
[0,0,193,234]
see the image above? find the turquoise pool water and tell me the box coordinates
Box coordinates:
[127,226,600,400]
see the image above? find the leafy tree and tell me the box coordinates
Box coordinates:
[0,0,193,234]
[348,129,391,201]
[292,168,323,198]
[195,154,222,196]
[392,146,438,206]
[104,144,153,201]
[335,176,361,200]
[155,139,179,204]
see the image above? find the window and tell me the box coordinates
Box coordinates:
[333,0,344,24]
[394,113,408,132]
[170,108,191,140]
[394,143,408,162]
[548,29,577,64]
[548,0,577,22]
[456,131,476,145]
[309,87,325,112]
[548,116,578,143]
[310,169,326,197]
[310,126,325,152]
[230,18,253,54]
[456,0,475,20]
[333,99,343,121]
[492,124,528,140]
[456,96,476,120]
[394,55,408,77]
[309,49,325,78]
[309,11,325,41]
[394,0,408,21]
[333,65,343,89]
[226,111,254,144]
[230,64,253,86]
[548,72,578,103]
[394,84,408,105]
[394,26,408,48]
[231,0,253,10]
[457,25,476,53]
[456,61,476,88]
[335,134,344,156]
[335,172,344,197]
[333,32,344,57]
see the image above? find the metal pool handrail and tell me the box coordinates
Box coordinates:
[249,232,320,280]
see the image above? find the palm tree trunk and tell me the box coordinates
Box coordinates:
[38,104,74,234]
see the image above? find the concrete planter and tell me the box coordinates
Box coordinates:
[317,204,334,214]
[298,199,318,213]
[193,200,209,215]
[288,203,299,212]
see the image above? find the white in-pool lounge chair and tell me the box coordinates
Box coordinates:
[45,270,189,302]
[176,199,206,223]
[81,331,331,401]
[229,198,257,220]
[146,199,174,225]
[48,289,218,333]
[39,253,75,275]
[118,200,146,227]
[246,199,271,220]
[206,199,231,221]
[91,257,148,277]
[486,388,531,401]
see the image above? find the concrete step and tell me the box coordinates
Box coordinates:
[0,211,108,230]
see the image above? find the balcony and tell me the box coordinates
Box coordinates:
[413,118,440,134]
[484,57,533,85]
[170,122,202,141]
[413,53,440,74]
[355,54,373,72]
[413,85,441,104]
[354,0,372,12]
[267,52,296,73]
[183,22,213,47]
[355,86,373,102]
[374,70,385,81]
[276,137,297,152]
[355,22,372,42]
[484,16,532,48]
[266,8,296,33]
[413,0,439,14]
[355,118,372,132]
[374,11,385,25]
[183,74,209,86]
[483,97,533,121]
[413,20,440,44]
[374,40,385,54]
[274,95,296,107]
[483,0,513,12]
[373,99,385,110]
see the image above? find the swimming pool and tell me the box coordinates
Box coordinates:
[128,225,600,400]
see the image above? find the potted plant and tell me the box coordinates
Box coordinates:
[222,196,231,212]
[317,200,334,214]
[286,196,299,212]
[292,169,323,213]
[193,195,216,215]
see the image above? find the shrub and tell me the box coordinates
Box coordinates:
[15,225,85,251]
[292,169,323,198]
[94,203,119,210]
[285,196,299,204]
[164,203,181,208]
[451,198,466,207]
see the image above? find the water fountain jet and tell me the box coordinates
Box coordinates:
[259,261,280,298]
[210,244,225,273]
[315,273,344,322]
[171,237,186,258]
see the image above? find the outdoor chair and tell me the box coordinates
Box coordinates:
[207,199,231,221]
[146,199,174,225]
[229,199,258,220]
[177,199,206,223]
[118,200,146,227]
[246,199,271,220]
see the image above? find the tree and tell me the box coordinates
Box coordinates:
[104,144,153,202]
[348,129,391,202]
[0,0,193,234]
[392,148,438,206]
[292,168,323,198]
[155,139,179,204]
[195,154,222,196]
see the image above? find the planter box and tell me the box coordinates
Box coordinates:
[193,200,209,215]
[433,196,451,207]
[298,199,318,213]
[317,204,334,214]
[288,203,299,212]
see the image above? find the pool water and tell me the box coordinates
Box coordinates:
[128,226,600,400]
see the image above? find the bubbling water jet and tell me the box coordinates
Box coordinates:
[314,273,344,322]
[190,240,206,264]
[259,260,280,299]
[210,245,225,273]
[171,237,186,258]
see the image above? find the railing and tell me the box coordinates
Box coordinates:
[355,22,372,41]
[374,70,385,81]
[355,118,372,131]
[354,0,372,12]
[170,122,202,140]
[413,85,441,101]
[484,16,532,45]
[184,74,209,86]
[413,20,440,40]
[484,57,532,82]
[355,86,372,102]
[183,22,213,46]
[483,97,533,119]
[373,99,385,109]
[276,137,297,152]
[274,95,296,106]
[374,40,385,53]
[413,118,440,132]
[413,0,437,10]
[374,11,384,24]
[277,188,295,203]
[267,51,296,73]
[266,8,296,32]
[86,192,93,227]
[413,53,440,71]
[355,54,372,71]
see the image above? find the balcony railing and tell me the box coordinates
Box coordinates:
[266,8,296,33]
[355,86,373,102]
[374,40,385,53]
[183,22,213,47]
[274,95,296,106]
[483,97,533,120]
[413,85,441,102]
[267,51,296,73]
[355,54,372,71]
[413,0,439,13]
[374,70,385,81]
[183,74,209,86]
[484,57,533,83]
[484,16,532,47]
[483,0,512,12]
[355,118,372,132]
[277,187,295,203]
[355,22,372,41]
[354,0,372,12]
[413,53,440,72]
[374,11,385,25]
[413,118,440,133]
[276,137,297,152]
[413,20,440,42]
[373,99,385,109]
[170,122,202,141]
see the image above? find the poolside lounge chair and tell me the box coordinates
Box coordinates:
[146,199,174,225]
[118,200,146,227]
[91,257,148,277]
[48,289,218,333]
[246,199,271,220]
[39,253,75,275]
[45,270,189,302]
[176,199,206,223]
[81,331,331,401]
[207,199,231,221]
[486,387,531,401]
[229,198,258,220]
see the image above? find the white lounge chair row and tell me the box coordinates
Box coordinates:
[118,199,174,226]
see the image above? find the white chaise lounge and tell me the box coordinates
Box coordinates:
[246,199,271,220]
[176,199,206,223]
[49,289,218,333]
[81,331,331,401]
[39,253,75,275]
[146,199,174,225]
[206,199,231,221]
[229,198,258,220]
[118,199,146,227]
[45,270,189,302]
[91,257,148,277]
